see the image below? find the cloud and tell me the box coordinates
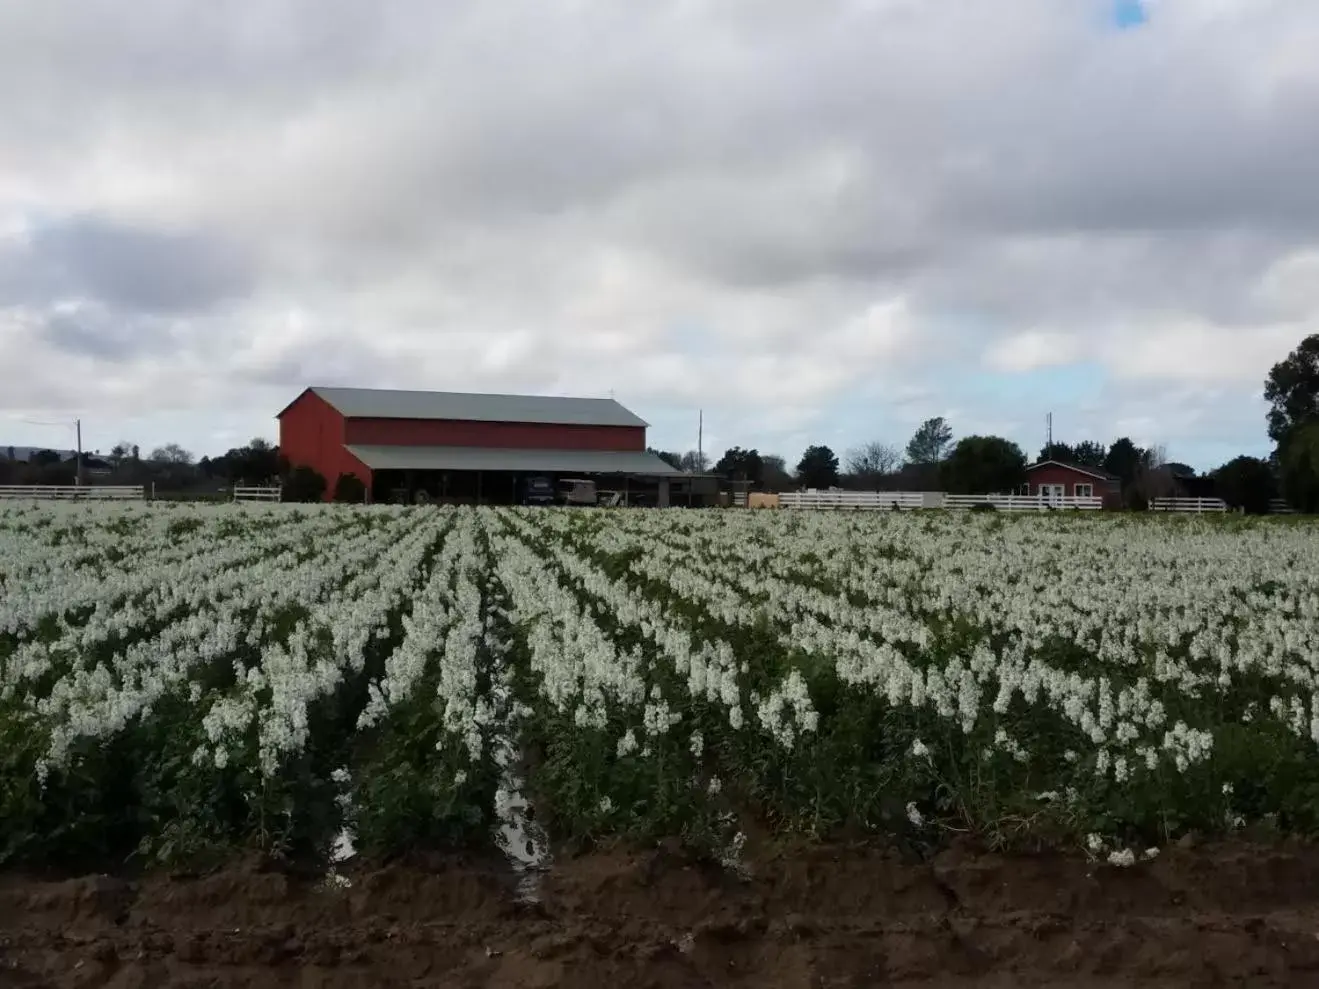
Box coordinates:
[0,215,254,314]
[1,0,1317,469]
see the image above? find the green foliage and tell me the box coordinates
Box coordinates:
[282,465,327,503]
[941,435,1027,495]
[906,416,953,465]
[714,447,763,486]
[1212,455,1277,515]
[1265,333,1319,445]
[794,445,839,489]
[332,472,367,503]
[1279,422,1319,514]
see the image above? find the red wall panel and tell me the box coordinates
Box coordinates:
[1026,463,1118,497]
[343,418,646,451]
[278,390,371,500]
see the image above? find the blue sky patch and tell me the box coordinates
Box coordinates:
[1113,0,1148,29]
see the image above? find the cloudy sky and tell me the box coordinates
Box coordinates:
[2,0,1317,471]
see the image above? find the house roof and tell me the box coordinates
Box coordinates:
[281,386,649,428]
[1026,460,1120,482]
[345,444,681,475]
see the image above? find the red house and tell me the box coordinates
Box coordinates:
[1021,460,1122,505]
[277,386,681,504]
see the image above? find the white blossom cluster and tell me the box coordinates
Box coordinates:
[6,502,1319,856]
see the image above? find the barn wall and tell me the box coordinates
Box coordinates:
[278,390,371,499]
[1026,463,1118,497]
[343,418,646,451]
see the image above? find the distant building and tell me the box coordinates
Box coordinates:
[277,386,686,504]
[1022,460,1122,504]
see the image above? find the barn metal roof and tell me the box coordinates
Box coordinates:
[345,444,682,475]
[292,386,649,427]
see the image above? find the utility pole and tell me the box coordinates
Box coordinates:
[697,410,703,473]
[75,418,84,487]
[1046,412,1052,458]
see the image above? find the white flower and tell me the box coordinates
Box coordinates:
[905,801,924,827]
[1107,848,1137,868]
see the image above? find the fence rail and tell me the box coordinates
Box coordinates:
[0,485,144,501]
[1149,497,1228,513]
[1269,498,1298,515]
[943,494,1103,511]
[776,490,1102,512]
[778,490,933,510]
[233,486,282,503]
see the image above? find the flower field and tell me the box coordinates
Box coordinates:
[3,501,1319,875]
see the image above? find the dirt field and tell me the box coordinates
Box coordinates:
[2,839,1319,988]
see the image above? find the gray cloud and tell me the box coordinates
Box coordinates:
[0,215,254,314]
[2,0,1318,469]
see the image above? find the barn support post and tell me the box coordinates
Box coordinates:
[658,478,670,508]
[476,471,483,505]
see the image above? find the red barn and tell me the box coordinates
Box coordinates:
[277,386,683,504]
[1022,460,1122,506]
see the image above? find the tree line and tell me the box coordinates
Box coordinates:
[654,331,1319,514]
[7,332,1319,510]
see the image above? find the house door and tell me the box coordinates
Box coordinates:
[1039,483,1065,506]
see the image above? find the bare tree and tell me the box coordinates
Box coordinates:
[845,441,903,479]
[149,443,194,465]
[678,450,709,472]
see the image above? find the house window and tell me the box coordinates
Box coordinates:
[1075,483,1093,498]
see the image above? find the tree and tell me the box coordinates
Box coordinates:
[1280,421,1319,514]
[109,442,132,467]
[714,447,763,486]
[795,445,840,489]
[1072,440,1108,469]
[678,450,709,472]
[905,417,952,464]
[333,472,367,504]
[941,436,1027,495]
[1212,456,1276,515]
[1103,437,1147,488]
[29,449,61,468]
[282,465,327,503]
[845,441,902,482]
[131,444,140,461]
[149,443,194,465]
[647,447,683,470]
[1037,442,1076,463]
[1265,334,1319,445]
[761,455,793,493]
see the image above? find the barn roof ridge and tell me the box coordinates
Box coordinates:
[278,386,649,428]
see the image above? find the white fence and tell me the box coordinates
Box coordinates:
[1149,497,1228,514]
[0,485,144,501]
[778,490,933,510]
[776,490,1102,512]
[943,493,1103,511]
[233,485,282,503]
[1270,498,1298,515]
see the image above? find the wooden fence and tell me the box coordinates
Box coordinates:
[233,486,282,503]
[943,493,1103,511]
[0,485,144,501]
[1149,497,1228,514]
[776,490,1102,512]
[1269,498,1298,515]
